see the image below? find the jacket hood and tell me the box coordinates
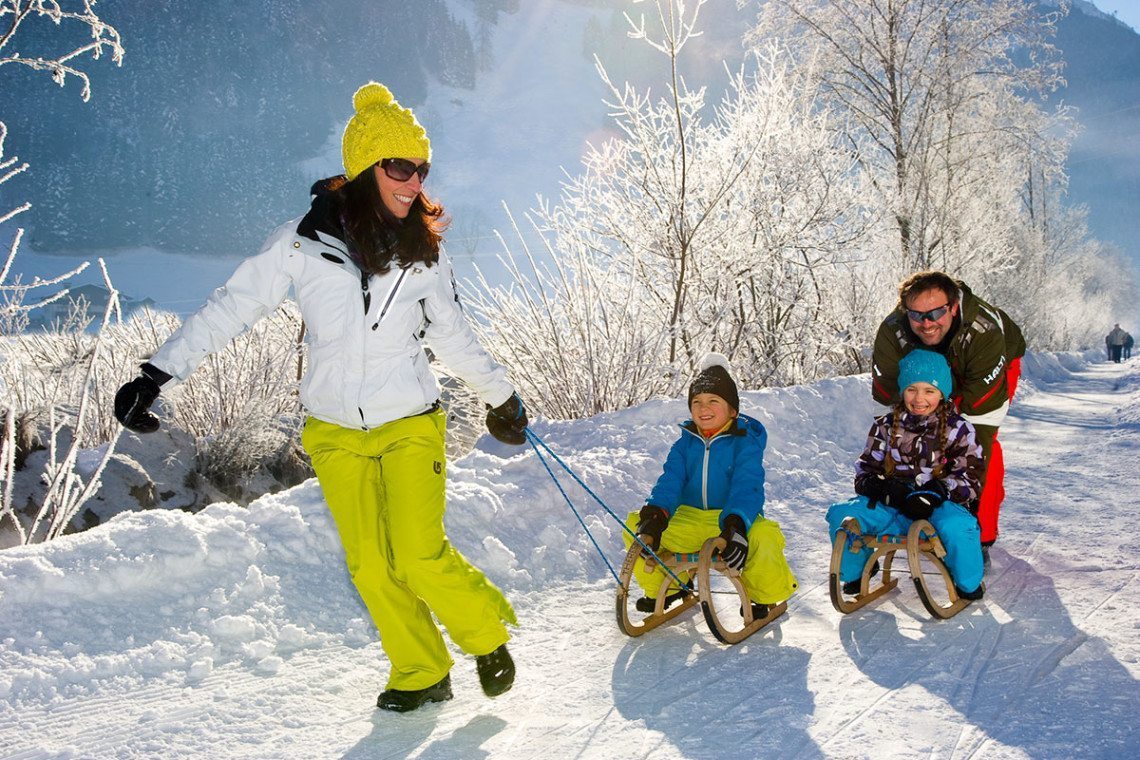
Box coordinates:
[297,176,348,247]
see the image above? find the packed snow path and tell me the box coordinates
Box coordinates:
[1,353,1137,758]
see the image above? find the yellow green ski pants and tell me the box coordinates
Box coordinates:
[301,411,516,691]
[623,505,798,604]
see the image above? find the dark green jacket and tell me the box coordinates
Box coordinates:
[871,283,1025,457]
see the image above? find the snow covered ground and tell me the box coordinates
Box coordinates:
[1,351,1137,759]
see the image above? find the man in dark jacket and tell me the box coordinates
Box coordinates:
[871,271,1026,560]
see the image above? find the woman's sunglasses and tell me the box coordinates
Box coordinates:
[380,158,430,183]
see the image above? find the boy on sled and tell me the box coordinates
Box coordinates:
[623,354,798,619]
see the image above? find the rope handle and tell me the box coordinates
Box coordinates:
[524,429,691,590]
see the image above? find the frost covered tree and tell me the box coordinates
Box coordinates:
[745,0,1068,279]
[0,0,123,101]
[0,1,126,543]
[465,0,873,417]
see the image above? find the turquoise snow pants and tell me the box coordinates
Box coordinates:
[301,411,516,691]
[826,495,984,593]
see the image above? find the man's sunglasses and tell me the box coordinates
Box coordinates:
[380,158,430,183]
[906,304,951,323]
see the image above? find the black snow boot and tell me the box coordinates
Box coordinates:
[476,643,515,697]
[739,602,769,619]
[955,583,985,601]
[981,544,992,571]
[377,673,453,713]
[635,589,687,613]
[842,560,880,596]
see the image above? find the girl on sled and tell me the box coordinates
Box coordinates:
[827,349,987,599]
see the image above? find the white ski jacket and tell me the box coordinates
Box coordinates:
[149,216,515,430]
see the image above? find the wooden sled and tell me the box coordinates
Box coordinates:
[829,517,981,620]
[616,535,787,644]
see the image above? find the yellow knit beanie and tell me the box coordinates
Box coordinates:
[341,82,432,181]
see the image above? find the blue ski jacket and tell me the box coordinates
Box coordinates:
[646,413,767,531]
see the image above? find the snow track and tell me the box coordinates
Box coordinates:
[1,353,1138,758]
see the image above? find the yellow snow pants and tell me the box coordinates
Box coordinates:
[623,505,798,604]
[301,411,516,691]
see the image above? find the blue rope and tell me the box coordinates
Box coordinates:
[522,430,618,583]
[524,429,691,590]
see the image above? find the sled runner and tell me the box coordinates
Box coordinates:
[616,535,788,644]
[828,517,978,619]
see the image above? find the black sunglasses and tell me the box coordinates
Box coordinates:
[379,158,430,183]
[906,304,951,323]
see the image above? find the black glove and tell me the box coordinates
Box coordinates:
[486,393,528,445]
[113,363,170,434]
[855,474,889,502]
[900,480,949,521]
[635,505,669,555]
[718,514,748,571]
[879,478,913,509]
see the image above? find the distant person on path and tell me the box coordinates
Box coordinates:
[113,82,528,713]
[871,271,1025,564]
[829,349,987,598]
[1125,332,1134,360]
[625,354,798,617]
[1107,324,1129,362]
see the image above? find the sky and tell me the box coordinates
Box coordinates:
[1094,0,1140,31]
[2,350,1138,757]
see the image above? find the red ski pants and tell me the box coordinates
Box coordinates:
[977,358,1020,544]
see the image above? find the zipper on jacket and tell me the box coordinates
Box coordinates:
[701,439,712,508]
[687,426,733,510]
[371,268,409,331]
[360,271,371,315]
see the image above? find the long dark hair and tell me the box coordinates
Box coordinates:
[331,168,448,274]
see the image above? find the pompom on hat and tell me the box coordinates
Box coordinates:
[688,353,740,411]
[342,82,432,181]
[898,349,953,397]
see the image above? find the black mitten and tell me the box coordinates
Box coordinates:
[900,480,948,521]
[636,505,669,555]
[113,363,170,434]
[855,473,889,501]
[485,393,528,445]
[880,478,914,509]
[718,514,748,571]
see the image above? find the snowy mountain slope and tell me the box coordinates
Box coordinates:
[1,353,1138,758]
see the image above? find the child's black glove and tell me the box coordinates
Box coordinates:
[857,474,912,508]
[485,393,528,445]
[718,514,748,571]
[880,478,913,509]
[636,505,669,555]
[113,363,171,434]
[900,481,949,521]
[855,473,889,501]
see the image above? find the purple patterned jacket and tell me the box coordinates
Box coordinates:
[854,407,985,507]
